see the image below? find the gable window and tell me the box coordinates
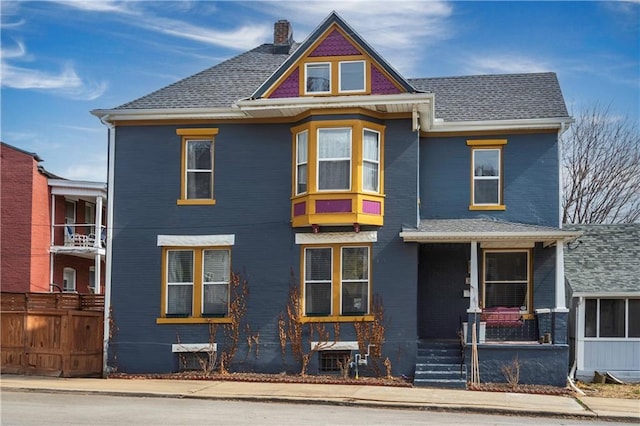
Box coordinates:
[296,131,308,195]
[302,244,371,319]
[305,63,331,94]
[585,298,640,338]
[318,128,351,191]
[177,128,219,205]
[362,129,380,192]
[483,250,530,312]
[157,234,234,324]
[339,61,365,93]
[467,140,506,210]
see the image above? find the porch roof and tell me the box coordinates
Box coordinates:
[399,218,581,245]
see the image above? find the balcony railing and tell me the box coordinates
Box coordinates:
[52,223,106,248]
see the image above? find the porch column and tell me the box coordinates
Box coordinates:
[554,240,567,310]
[94,253,102,294]
[94,196,103,248]
[467,241,480,313]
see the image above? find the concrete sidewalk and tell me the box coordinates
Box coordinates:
[1,375,638,422]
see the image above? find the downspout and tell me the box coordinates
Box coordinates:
[99,115,115,377]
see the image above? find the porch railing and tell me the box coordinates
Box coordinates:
[52,223,106,248]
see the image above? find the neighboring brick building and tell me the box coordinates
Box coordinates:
[1,142,107,294]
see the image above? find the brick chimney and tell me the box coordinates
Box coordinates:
[273,20,293,53]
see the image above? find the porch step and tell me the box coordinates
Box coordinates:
[414,340,466,389]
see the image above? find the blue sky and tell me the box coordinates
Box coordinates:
[2,1,638,182]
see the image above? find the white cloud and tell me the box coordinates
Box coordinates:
[465,55,552,75]
[50,0,136,14]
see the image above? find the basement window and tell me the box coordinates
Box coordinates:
[318,350,352,374]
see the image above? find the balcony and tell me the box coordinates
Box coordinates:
[51,223,106,259]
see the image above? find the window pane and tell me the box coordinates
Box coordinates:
[628,299,640,338]
[485,252,527,281]
[203,284,228,316]
[363,161,378,192]
[340,61,364,92]
[318,160,350,190]
[363,130,379,161]
[187,140,212,169]
[297,164,307,194]
[474,150,499,177]
[203,250,229,282]
[305,248,331,281]
[168,285,192,316]
[342,247,368,280]
[485,282,527,309]
[599,299,625,337]
[168,251,193,283]
[187,171,212,199]
[297,131,308,163]
[306,64,330,92]
[318,129,350,158]
[585,299,597,337]
[306,282,331,315]
[474,179,499,204]
[342,281,368,315]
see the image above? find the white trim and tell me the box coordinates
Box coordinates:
[399,230,581,243]
[295,231,377,245]
[468,241,479,312]
[481,241,534,249]
[304,62,332,95]
[572,292,640,298]
[428,117,572,133]
[338,60,366,94]
[92,108,245,122]
[310,341,358,351]
[555,241,566,310]
[172,343,217,353]
[157,234,235,247]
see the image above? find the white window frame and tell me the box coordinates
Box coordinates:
[316,127,352,191]
[584,298,640,339]
[340,246,370,316]
[184,138,214,200]
[166,249,195,317]
[338,60,366,93]
[362,128,380,193]
[305,62,331,94]
[63,267,76,292]
[472,148,501,206]
[483,250,530,312]
[303,247,333,316]
[295,130,308,195]
[201,249,231,317]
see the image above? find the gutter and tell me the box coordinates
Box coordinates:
[427,117,573,133]
[398,230,582,243]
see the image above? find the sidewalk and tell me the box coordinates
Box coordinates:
[1,375,638,422]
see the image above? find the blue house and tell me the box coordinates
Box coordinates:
[93,12,580,387]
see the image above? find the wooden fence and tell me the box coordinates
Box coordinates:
[1,292,104,377]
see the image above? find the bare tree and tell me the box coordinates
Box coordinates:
[562,103,640,224]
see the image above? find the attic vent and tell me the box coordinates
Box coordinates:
[274,19,293,53]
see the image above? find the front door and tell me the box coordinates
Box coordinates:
[418,244,470,339]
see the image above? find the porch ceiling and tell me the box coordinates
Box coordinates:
[399,218,582,245]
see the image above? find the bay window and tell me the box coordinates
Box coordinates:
[317,128,351,191]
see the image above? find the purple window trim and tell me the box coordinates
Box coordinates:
[315,199,352,213]
[293,201,306,217]
[362,200,381,215]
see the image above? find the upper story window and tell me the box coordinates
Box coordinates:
[304,60,367,95]
[467,139,507,210]
[363,129,380,192]
[318,128,351,191]
[339,61,365,92]
[305,63,331,94]
[177,128,219,205]
[483,250,530,313]
[295,131,308,195]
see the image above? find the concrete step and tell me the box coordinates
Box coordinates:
[415,362,462,372]
[413,378,467,389]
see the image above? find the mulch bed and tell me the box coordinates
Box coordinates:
[109,371,573,395]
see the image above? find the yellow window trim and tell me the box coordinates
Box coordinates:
[159,246,231,321]
[300,243,372,319]
[481,248,533,314]
[177,128,218,204]
[468,139,506,209]
[299,315,375,324]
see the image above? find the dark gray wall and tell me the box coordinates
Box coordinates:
[108,118,419,376]
[420,133,559,226]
